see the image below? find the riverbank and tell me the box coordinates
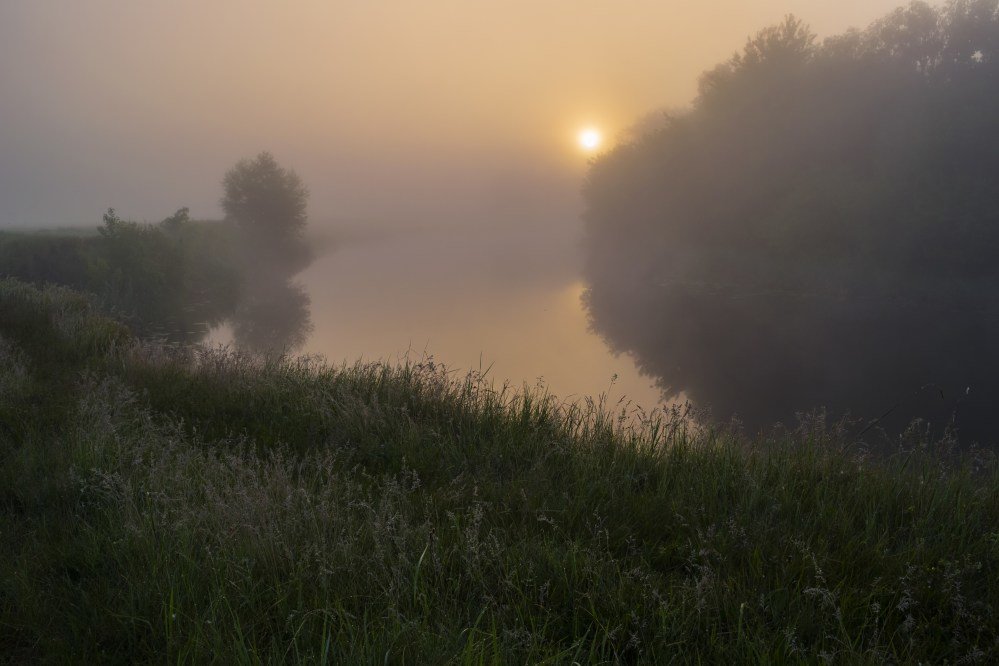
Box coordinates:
[1,278,996,662]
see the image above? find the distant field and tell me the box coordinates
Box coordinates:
[0,277,996,663]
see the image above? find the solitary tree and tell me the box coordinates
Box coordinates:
[222,152,310,269]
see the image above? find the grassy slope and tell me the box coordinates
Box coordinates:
[0,278,997,663]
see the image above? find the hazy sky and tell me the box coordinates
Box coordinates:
[1,0,904,229]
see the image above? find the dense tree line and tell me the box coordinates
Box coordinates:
[583,1,999,440]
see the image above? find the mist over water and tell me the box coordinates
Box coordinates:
[6,3,999,661]
[3,0,994,439]
[278,224,664,409]
[0,1,904,229]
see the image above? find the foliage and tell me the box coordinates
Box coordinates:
[222,151,312,272]
[0,211,243,343]
[1,278,997,662]
[0,151,317,353]
[583,1,999,441]
[0,230,98,290]
[90,208,241,340]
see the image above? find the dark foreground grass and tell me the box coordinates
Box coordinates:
[0,278,997,663]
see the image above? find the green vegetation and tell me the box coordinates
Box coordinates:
[0,209,240,342]
[0,228,99,292]
[584,1,999,439]
[0,153,315,353]
[222,152,313,275]
[94,208,242,340]
[1,278,996,663]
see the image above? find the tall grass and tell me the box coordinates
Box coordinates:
[1,278,997,663]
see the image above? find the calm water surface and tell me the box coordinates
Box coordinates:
[297,226,663,410]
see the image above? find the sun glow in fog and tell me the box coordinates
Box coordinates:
[578,128,602,151]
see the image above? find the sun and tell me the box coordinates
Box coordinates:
[578,128,602,152]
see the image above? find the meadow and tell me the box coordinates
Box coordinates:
[1,277,996,663]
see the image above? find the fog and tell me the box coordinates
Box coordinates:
[583,4,999,440]
[285,225,668,408]
[1,1,900,228]
[7,0,995,436]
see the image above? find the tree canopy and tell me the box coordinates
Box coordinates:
[222,152,310,270]
[583,1,999,440]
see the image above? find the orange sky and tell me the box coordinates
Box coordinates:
[0,0,905,227]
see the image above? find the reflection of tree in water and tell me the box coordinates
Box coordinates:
[582,9,999,444]
[230,278,313,355]
[0,154,320,354]
[222,152,316,356]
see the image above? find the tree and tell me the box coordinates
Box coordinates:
[221,152,310,270]
[220,152,315,353]
[92,208,241,340]
[582,4,999,443]
[698,15,816,108]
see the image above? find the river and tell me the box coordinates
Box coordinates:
[295,224,663,411]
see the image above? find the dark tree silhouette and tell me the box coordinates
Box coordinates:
[222,152,311,271]
[1,153,318,352]
[93,208,241,341]
[583,1,999,443]
[217,151,317,353]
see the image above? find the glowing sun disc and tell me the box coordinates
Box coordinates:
[578,128,602,151]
